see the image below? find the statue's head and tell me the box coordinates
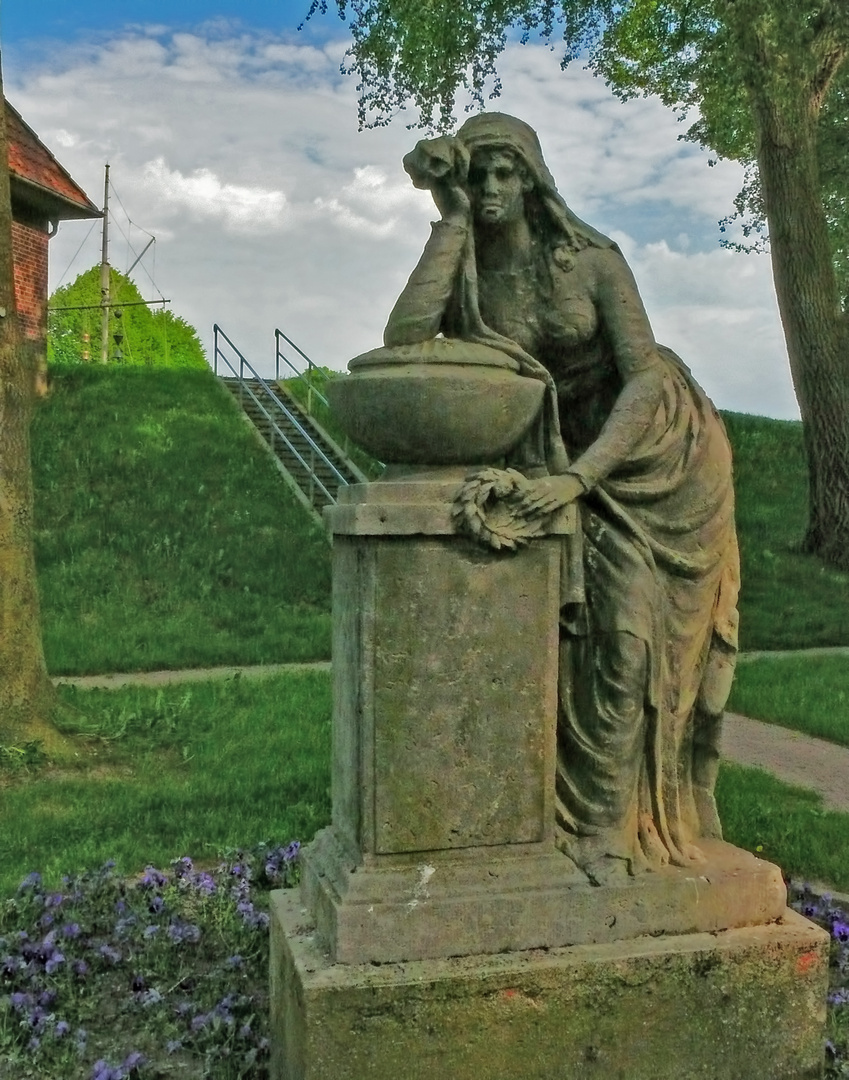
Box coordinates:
[456,112,615,269]
[456,113,557,195]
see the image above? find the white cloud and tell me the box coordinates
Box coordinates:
[141,157,289,231]
[53,128,77,148]
[311,165,428,236]
[6,29,797,417]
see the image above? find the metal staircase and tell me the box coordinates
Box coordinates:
[213,325,368,527]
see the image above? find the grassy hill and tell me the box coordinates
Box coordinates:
[29,367,849,673]
[32,364,331,675]
[725,411,849,650]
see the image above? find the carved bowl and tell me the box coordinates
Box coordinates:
[327,338,545,465]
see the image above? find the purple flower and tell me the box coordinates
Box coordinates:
[172,856,193,878]
[213,994,236,1024]
[97,943,122,964]
[91,1060,121,1080]
[149,895,165,914]
[2,954,23,975]
[45,950,65,974]
[122,1050,147,1071]
[62,922,82,939]
[140,866,168,889]
[73,959,90,977]
[191,1012,210,1032]
[55,1020,70,1038]
[191,871,216,896]
[143,924,160,939]
[28,1006,47,1032]
[833,920,849,943]
[167,920,201,944]
[226,954,244,968]
[18,871,42,892]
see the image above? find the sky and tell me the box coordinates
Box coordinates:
[1,0,799,418]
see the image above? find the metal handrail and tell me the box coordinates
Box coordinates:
[213,325,348,502]
[274,328,330,417]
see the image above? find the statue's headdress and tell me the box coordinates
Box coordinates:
[456,112,619,269]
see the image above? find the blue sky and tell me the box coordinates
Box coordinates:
[0,3,798,417]
[2,1,322,44]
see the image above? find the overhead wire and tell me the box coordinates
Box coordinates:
[108,176,169,361]
[54,219,99,290]
[109,180,166,301]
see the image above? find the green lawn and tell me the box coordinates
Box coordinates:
[2,670,847,898]
[32,365,331,675]
[717,762,849,892]
[0,672,330,899]
[725,411,849,651]
[730,653,849,746]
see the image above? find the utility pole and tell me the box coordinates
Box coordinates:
[99,163,110,363]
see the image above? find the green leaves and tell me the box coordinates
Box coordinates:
[48,267,207,370]
[307,0,563,129]
[306,0,849,306]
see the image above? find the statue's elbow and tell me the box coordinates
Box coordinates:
[383,318,429,347]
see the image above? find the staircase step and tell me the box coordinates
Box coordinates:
[220,369,364,521]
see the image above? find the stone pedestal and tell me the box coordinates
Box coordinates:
[304,474,576,966]
[271,893,828,1080]
[270,475,829,1079]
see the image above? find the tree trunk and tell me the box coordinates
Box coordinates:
[0,47,66,750]
[750,81,849,567]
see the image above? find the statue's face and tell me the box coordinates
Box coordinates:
[468,148,530,227]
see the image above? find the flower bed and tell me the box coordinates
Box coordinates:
[0,842,299,1079]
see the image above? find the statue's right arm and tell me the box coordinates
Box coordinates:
[383,218,469,347]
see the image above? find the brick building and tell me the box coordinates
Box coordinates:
[5,99,100,350]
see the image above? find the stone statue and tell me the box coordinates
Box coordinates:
[384,112,741,888]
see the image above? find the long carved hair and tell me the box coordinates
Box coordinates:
[456,112,620,272]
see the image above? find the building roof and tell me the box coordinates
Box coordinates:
[6,98,101,222]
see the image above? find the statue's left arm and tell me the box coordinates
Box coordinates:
[563,249,666,493]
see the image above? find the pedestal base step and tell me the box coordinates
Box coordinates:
[302,829,788,964]
[271,891,828,1080]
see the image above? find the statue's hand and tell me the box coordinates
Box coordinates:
[513,474,585,517]
[403,136,470,227]
[431,175,471,226]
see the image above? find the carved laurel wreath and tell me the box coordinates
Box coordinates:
[452,468,550,551]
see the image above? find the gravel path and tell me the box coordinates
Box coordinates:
[723,711,849,813]
[54,662,330,690]
[55,663,849,816]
